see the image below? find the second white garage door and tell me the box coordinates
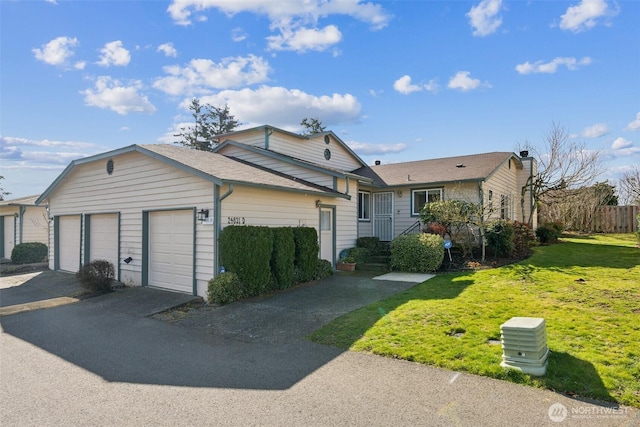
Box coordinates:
[148,210,194,294]
[58,215,81,273]
[89,213,119,269]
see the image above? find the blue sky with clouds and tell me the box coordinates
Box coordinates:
[1,0,638,198]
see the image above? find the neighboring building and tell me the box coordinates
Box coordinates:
[355,151,538,240]
[0,195,49,259]
[36,125,536,297]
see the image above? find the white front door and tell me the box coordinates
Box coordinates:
[319,207,334,264]
[373,192,394,241]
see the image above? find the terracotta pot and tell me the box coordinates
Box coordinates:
[336,262,356,271]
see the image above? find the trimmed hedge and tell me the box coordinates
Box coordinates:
[292,227,319,283]
[390,233,444,273]
[270,227,295,290]
[11,242,48,264]
[219,226,273,295]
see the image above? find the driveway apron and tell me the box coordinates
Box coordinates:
[161,272,419,344]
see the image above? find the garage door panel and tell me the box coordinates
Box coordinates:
[59,216,81,273]
[89,214,118,268]
[148,210,193,294]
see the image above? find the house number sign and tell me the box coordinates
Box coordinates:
[227,216,246,225]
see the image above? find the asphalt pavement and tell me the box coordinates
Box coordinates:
[0,270,637,426]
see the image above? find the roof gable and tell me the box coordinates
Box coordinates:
[216,125,367,169]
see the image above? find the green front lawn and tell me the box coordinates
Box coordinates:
[310,234,640,407]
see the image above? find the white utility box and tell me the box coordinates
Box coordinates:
[500,317,549,376]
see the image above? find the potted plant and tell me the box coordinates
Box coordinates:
[336,256,356,271]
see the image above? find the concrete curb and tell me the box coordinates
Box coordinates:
[0,296,79,317]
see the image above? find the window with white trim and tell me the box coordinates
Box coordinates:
[358,191,371,221]
[411,188,442,216]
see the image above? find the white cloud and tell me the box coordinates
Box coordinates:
[82,76,156,115]
[267,25,342,52]
[515,56,592,74]
[0,136,96,149]
[348,141,407,155]
[232,27,248,42]
[167,0,391,29]
[393,75,438,95]
[193,85,361,130]
[611,137,632,150]
[626,113,640,131]
[153,55,271,96]
[32,36,79,67]
[393,75,422,95]
[581,123,608,138]
[167,1,390,54]
[157,42,178,57]
[447,71,490,91]
[559,0,617,32]
[467,0,504,37]
[97,41,131,67]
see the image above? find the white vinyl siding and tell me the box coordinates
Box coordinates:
[217,144,335,187]
[43,151,214,296]
[262,133,362,172]
[485,159,520,222]
[21,206,48,245]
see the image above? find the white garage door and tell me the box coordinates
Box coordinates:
[89,214,119,268]
[149,210,194,294]
[59,215,81,273]
[3,216,15,258]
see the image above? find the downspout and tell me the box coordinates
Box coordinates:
[19,205,26,244]
[214,183,234,278]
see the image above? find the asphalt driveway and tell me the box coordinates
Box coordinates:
[157,272,420,344]
[1,270,637,426]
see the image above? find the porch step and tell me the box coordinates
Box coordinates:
[368,255,391,263]
[357,262,390,273]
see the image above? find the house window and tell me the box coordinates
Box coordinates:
[412,188,442,216]
[500,194,511,220]
[358,191,371,221]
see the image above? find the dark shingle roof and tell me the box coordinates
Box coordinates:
[353,152,519,187]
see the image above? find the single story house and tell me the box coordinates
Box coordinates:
[355,151,537,240]
[36,125,536,297]
[0,195,49,259]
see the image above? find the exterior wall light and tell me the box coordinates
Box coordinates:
[197,209,209,222]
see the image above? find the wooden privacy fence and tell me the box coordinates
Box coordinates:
[589,206,639,233]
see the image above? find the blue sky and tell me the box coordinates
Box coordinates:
[1,0,638,199]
